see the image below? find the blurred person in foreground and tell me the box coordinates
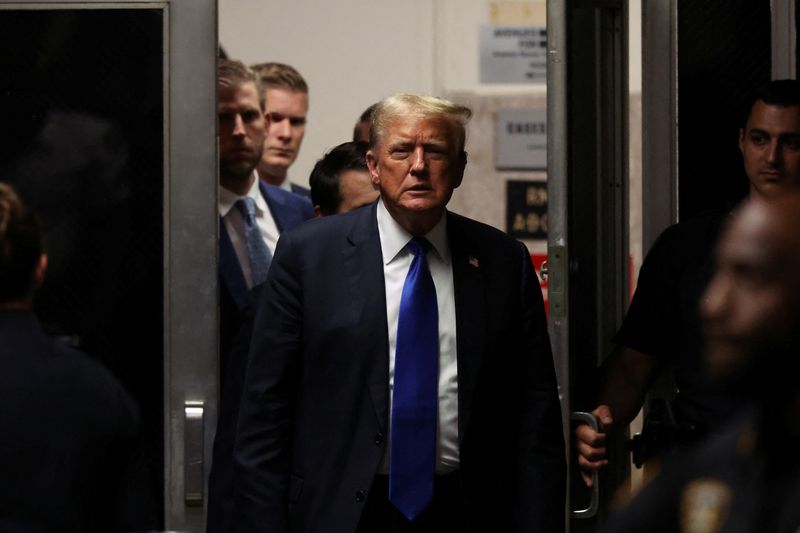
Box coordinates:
[0,182,140,532]
[604,191,800,533]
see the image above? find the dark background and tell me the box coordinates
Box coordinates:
[0,9,165,527]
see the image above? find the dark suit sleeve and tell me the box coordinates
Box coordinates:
[295,191,314,220]
[233,232,303,533]
[514,241,566,532]
[207,285,263,533]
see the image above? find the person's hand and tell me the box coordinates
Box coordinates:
[575,405,614,487]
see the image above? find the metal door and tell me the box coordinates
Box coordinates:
[549,0,784,530]
[548,1,630,530]
[0,2,216,531]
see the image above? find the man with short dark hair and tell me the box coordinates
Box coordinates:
[0,182,141,532]
[309,141,378,217]
[234,93,565,533]
[209,58,313,533]
[353,103,377,143]
[577,79,800,484]
[603,192,800,532]
[250,62,310,196]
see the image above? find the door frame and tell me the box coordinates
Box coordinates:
[0,2,218,530]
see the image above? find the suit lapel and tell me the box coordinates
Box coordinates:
[448,213,487,444]
[342,204,390,432]
[219,217,248,311]
[260,181,288,232]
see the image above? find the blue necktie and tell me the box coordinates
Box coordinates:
[390,237,438,521]
[236,197,272,286]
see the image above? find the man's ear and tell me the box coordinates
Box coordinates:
[453,150,467,189]
[366,150,381,186]
[313,205,323,218]
[33,253,47,289]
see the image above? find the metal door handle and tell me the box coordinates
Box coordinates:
[184,402,204,506]
[571,411,600,518]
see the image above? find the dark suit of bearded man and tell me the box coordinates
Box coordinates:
[233,94,565,533]
[207,59,314,533]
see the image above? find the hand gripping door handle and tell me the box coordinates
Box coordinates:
[571,411,600,518]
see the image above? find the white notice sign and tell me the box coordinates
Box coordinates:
[495,108,547,170]
[480,25,547,83]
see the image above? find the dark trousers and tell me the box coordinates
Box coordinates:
[355,472,466,533]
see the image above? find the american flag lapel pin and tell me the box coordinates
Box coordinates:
[468,255,479,268]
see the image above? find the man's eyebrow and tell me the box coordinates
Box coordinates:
[387,139,414,148]
[423,139,448,148]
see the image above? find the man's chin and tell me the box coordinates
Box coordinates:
[220,162,256,181]
[261,157,292,175]
[397,198,442,214]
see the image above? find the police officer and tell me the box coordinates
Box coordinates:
[577,79,800,484]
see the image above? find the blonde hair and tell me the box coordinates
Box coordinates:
[250,62,308,109]
[250,62,308,93]
[369,94,472,154]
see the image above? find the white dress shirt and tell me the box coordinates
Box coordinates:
[219,172,281,288]
[376,199,459,474]
[278,176,293,193]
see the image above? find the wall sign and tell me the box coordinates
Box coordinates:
[507,180,548,240]
[480,25,547,83]
[495,108,546,170]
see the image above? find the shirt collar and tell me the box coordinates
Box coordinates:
[376,198,449,265]
[218,171,268,217]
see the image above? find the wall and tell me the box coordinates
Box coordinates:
[219,0,435,189]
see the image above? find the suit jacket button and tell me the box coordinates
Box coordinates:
[355,490,367,503]
[374,432,384,445]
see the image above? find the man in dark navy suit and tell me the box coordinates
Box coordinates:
[208,59,313,533]
[234,94,565,533]
[0,182,140,532]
